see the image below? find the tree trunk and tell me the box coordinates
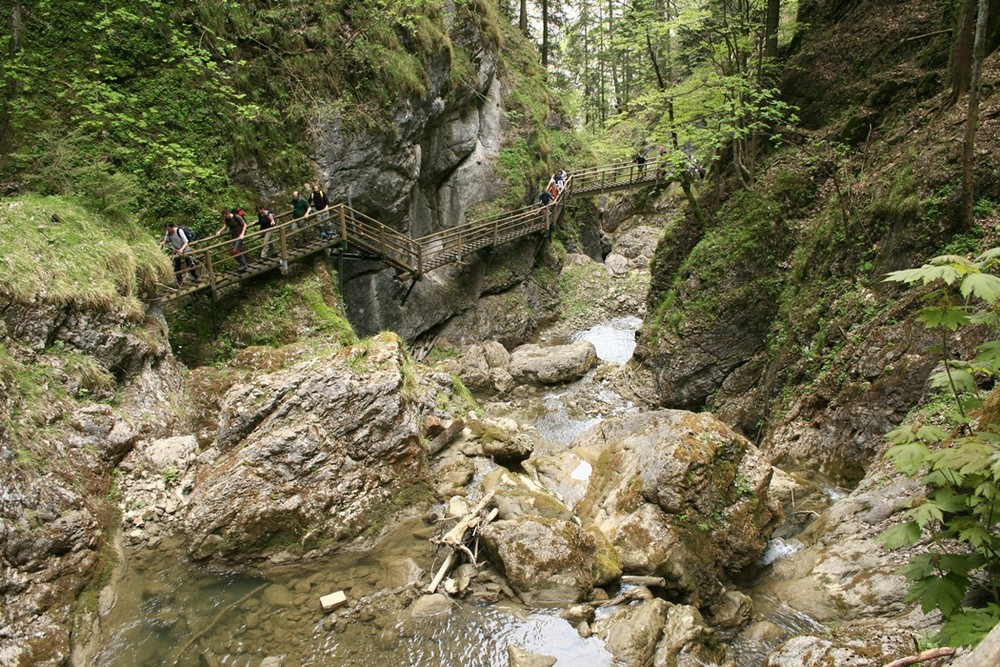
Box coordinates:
[542,0,549,66]
[765,0,780,59]
[961,0,990,226]
[608,0,621,112]
[582,0,593,128]
[0,0,23,163]
[519,0,528,34]
[950,0,976,103]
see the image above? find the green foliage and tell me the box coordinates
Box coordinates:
[2,0,505,232]
[880,249,1000,647]
[974,198,998,220]
[667,189,788,326]
[166,265,354,365]
[162,466,179,484]
[868,164,920,226]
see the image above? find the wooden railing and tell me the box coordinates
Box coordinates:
[158,159,666,302]
[567,157,671,195]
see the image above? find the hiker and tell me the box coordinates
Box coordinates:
[657,146,668,179]
[162,222,197,284]
[216,209,248,272]
[290,190,312,243]
[553,171,566,194]
[257,205,277,259]
[635,151,647,177]
[539,188,554,207]
[310,183,332,238]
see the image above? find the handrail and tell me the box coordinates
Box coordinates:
[157,160,667,301]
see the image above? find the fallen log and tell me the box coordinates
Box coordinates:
[883,647,956,667]
[426,491,496,594]
[427,418,465,456]
[620,575,666,588]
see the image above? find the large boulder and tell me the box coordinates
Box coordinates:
[653,604,730,667]
[509,341,599,385]
[461,417,534,463]
[479,515,602,605]
[600,598,670,667]
[573,410,781,606]
[594,599,729,667]
[183,335,439,564]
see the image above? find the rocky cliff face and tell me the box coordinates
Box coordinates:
[282,11,562,345]
[0,302,183,666]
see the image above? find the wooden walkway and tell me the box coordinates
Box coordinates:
[157,159,670,302]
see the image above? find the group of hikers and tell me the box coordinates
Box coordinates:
[538,169,568,207]
[161,183,331,285]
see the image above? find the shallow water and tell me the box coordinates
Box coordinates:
[97,518,613,666]
[530,316,642,448]
[571,316,642,364]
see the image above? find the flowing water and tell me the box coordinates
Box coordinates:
[98,315,831,666]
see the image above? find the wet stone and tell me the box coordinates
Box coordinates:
[263,584,294,607]
[410,593,452,618]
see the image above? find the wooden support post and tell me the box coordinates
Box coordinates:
[204,250,217,294]
[339,206,346,241]
[278,226,289,273]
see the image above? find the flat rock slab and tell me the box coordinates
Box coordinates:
[509,341,598,385]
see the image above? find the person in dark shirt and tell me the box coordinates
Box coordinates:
[216,210,248,271]
[290,190,311,245]
[310,183,332,238]
[257,205,277,259]
[635,151,647,177]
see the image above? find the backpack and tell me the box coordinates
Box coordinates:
[180,226,196,243]
[231,207,245,220]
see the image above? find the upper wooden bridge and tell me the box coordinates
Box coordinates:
[157,158,670,303]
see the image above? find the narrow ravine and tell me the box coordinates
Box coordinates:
[96,224,854,666]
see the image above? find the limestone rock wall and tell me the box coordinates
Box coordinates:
[0,303,182,666]
[280,12,546,344]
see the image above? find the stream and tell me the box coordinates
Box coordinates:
[97,315,840,666]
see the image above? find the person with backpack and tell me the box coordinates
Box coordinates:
[257,205,277,259]
[309,183,332,238]
[216,209,248,272]
[161,222,198,285]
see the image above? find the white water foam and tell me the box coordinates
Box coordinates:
[760,537,804,567]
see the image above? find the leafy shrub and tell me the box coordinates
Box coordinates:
[880,250,1000,647]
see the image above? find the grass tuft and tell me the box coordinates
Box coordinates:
[0,195,171,317]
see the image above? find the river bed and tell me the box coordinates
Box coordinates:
[97,315,837,666]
